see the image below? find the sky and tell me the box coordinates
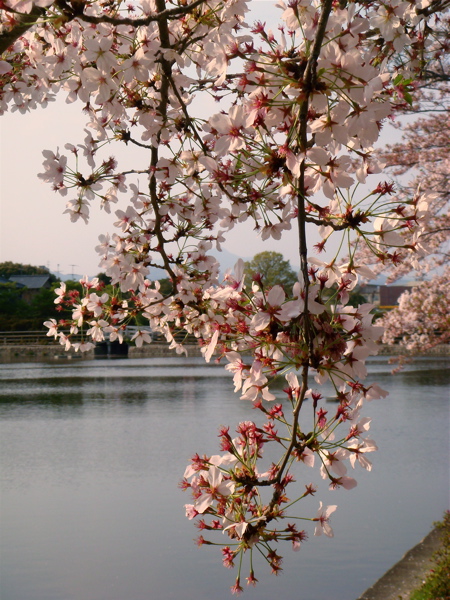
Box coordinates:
[0,1,402,279]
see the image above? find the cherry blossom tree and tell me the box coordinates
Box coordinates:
[359,12,450,352]
[1,0,447,593]
[356,12,449,282]
[380,265,450,351]
[376,96,450,352]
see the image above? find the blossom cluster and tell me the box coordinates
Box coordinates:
[380,265,450,351]
[181,370,383,588]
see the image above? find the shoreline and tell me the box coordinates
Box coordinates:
[355,526,443,600]
[0,342,202,361]
[0,343,449,362]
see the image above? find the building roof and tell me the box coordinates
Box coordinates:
[379,285,411,308]
[9,275,51,289]
[0,276,25,287]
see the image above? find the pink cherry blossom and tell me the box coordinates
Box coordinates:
[194,466,235,514]
[86,293,109,317]
[209,105,254,156]
[251,286,285,332]
[53,282,66,304]
[44,319,58,338]
[314,502,337,537]
[130,329,153,348]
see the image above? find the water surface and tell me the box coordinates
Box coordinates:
[1,355,449,600]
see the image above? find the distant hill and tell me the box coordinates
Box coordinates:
[55,272,84,282]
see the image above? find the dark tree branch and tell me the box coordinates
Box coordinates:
[0,0,209,57]
[54,0,208,27]
[297,0,333,330]
[0,4,47,56]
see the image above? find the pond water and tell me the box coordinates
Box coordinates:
[0,355,449,600]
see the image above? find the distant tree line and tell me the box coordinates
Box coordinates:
[0,262,97,331]
[0,261,57,280]
[0,257,370,331]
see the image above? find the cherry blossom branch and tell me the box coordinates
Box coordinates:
[0,3,46,55]
[270,366,310,486]
[53,0,209,26]
[145,0,178,284]
[297,0,333,355]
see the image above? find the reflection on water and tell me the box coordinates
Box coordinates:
[0,355,449,600]
[394,367,450,387]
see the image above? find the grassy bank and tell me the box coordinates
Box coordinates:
[410,512,450,600]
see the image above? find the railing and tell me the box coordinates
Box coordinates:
[0,330,199,345]
[155,331,198,344]
[0,331,81,345]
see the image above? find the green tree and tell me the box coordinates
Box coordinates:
[0,261,58,284]
[243,252,297,291]
[348,289,368,308]
[0,283,33,330]
[29,287,61,322]
[157,278,174,296]
[0,280,67,331]
[95,272,112,286]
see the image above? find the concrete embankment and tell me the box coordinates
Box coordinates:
[0,343,448,362]
[377,344,450,356]
[0,343,204,361]
[356,526,442,600]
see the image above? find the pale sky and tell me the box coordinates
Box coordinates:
[0,1,400,279]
